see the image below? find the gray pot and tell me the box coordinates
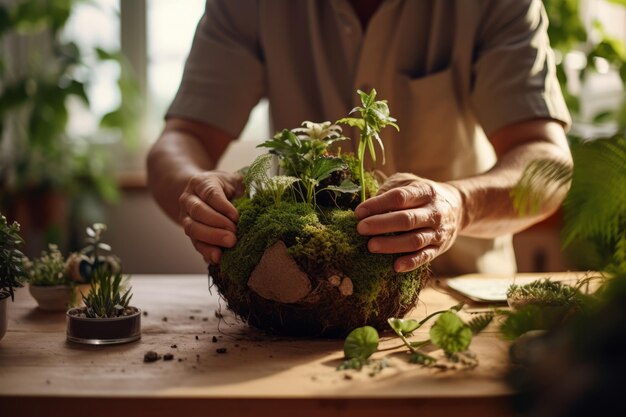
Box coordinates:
[29,284,73,311]
[0,295,7,341]
[66,307,141,345]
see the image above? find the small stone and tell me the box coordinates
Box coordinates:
[162,317,168,322]
[171,344,178,349]
[144,351,161,363]
[339,277,354,296]
[328,275,342,287]
[178,358,183,362]
[142,311,148,316]
[163,353,174,361]
[216,348,227,354]
[212,336,218,343]
[189,315,195,320]
[343,373,353,380]
[195,335,199,340]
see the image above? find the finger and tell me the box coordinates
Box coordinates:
[192,240,223,264]
[182,216,237,248]
[367,229,440,254]
[357,208,437,235]
[181,194,237,233]
[355,183,435,220]
[394,247,439,273]
[191,176,240,223]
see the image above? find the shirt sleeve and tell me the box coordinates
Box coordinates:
[166,0,265,137]
[470,0,571,136]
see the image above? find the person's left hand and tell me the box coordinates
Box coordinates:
[355,173,465,272]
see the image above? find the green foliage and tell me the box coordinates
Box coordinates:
[256,122,357,207]
[25,244,70,286]
[243,154,299,206]
[511,159,572,217]
[82,268,132,319]
[429,311,473,354]
[0,214,26,300]
[543,0,626,128]
[343,326,379,361]
[506,279,583,306]
[0,0,141,225]
[562,136,626,250]
[77,223,120,283]
[387,318,421,337]
[467,313,494,334]
[337,89,399,202]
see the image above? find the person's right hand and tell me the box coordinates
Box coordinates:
[178,170,244,264]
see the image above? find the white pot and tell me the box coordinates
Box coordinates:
[0,295,8,341]
[29,284,73,312]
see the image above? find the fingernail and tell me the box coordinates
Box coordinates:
[357,221,369,235]
[369,240,380,252]
[355,207,369,219]
[211,251,221,264]
[224,234,236,247]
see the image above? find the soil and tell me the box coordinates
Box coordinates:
[67,306,139,318]
[143,351,161,362]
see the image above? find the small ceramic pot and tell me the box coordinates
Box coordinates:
[29,284,73,312]
[0,295,8,341]
[66,307,141,345]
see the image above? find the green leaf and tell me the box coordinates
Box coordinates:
[324,179,360,195]
[344,326,379,360]
[429,311,472,353]
[467,313,494,334]
[310,157,346,182]
[336,117,365,130]
[409,351,436,365]
[388,317,421,337]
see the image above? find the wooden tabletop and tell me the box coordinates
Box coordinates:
[0,272,581,417]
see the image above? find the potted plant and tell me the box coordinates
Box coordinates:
[26,244,77,311]
[0,0,141,255]
[210,89,430,337]
[66,268,141,345]
[0,214,26,341]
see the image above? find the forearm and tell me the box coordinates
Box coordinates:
[449,128,572,238]
[147,130,216,223]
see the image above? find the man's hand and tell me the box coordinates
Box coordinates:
[178,171,244,264]
[355,173,464,273]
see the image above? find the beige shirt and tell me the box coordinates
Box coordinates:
[168,0,571,276]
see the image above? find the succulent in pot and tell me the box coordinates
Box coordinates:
[0,214,26,341]
[210,89,430,337]
[66,268,140,345]
[25,244,85,311]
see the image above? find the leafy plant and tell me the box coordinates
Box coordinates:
[82,268,132,319]
[77,223,119,282]
[338,302,490,372]
[24,244,71,286]
[337,89,399,202]
[0,0,141,231]
[0,214,26,300]
[256,122,359,207]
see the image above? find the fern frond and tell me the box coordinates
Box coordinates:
[467,313,494,334]
[563,136,626,246]
[511,159,572,216]
[243,153,272,196]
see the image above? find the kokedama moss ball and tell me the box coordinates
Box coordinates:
[209,198,430,337]
[210,91,430,337]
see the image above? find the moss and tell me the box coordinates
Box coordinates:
[218,191,429,336]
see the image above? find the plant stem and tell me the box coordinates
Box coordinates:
[359,133,367,202]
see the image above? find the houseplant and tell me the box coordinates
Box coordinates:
[26,244,76,311]
[0,0,140,255]
[0,214,26,341]
[66,267,140,345]
[210,89,430,337]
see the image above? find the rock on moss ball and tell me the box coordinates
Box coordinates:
[209,198,429,337]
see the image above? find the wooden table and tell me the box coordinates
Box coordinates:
[0,272,580,417]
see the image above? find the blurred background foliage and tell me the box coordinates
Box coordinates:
[0,0,140,255]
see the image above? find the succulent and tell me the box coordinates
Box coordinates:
[0,214,26,301]
[82,268,132,318]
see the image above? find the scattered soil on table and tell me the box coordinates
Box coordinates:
[195,335,199,340]
[202,317,208,321]
[212,336,218,343]
[143,311,148,316]
[216,348,227,354]
[189,315,195,320]
[144,351,161,363]
[171,344,177,348]
[162,317,168,322]
[163,353,174,361]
